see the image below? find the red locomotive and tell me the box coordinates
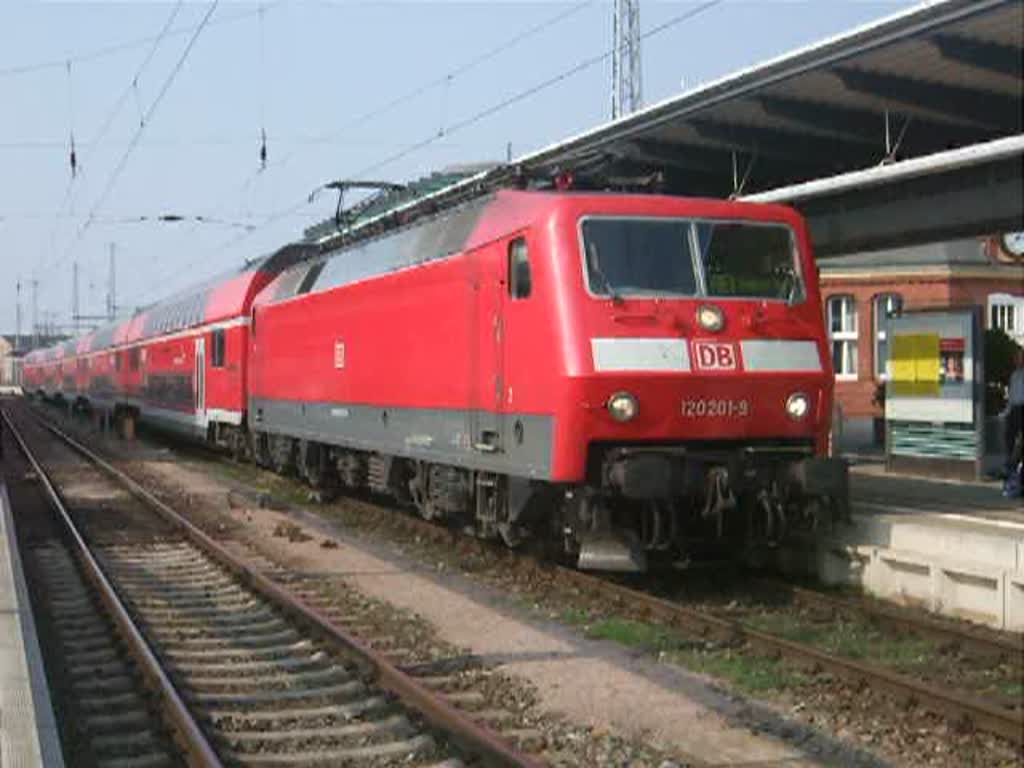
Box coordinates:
[23,190,847,571]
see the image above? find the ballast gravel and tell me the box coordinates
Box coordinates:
[34,407,1020,768]
[121,456,879,768]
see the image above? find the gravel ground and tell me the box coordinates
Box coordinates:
[121,458,878,767]
[196,470,1021,768]
[134,461,753,766]
[28,403,1024,767]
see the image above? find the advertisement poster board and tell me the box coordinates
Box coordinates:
[885,309,983,480]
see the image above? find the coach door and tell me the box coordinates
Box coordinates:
[194,336,206,418]
[470,245,505,455]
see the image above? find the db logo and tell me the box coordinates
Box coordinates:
[693,341,738,371]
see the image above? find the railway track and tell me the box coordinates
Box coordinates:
[20,400,1024,752]
[192,450,1024,748]
[22,542,187,768]
[752,578,1022,664]
[2,405,539,768]
[571,569,1024,746]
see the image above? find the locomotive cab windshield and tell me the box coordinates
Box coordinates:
[580,217,804,303]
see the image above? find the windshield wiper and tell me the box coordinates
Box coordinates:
[778,269,803,306]
[587,242,623,304]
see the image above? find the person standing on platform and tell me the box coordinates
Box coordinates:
[1001,347,1024,498]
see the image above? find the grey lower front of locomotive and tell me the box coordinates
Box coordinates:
[565,444,849,572]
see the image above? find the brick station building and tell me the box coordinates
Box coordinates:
[819,234,1024,453]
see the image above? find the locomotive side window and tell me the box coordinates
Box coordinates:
[508,238,531,299]
[211,329,226,368]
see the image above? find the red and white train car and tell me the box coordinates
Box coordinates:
[25,191,847,571]
[23,244,313,448]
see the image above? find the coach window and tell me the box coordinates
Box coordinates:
[827,295,858,380]
[211,329,226,368]
[115,351,123,372]
[873,293,902,379]
[129,348,140,371]
[508,237,531,299]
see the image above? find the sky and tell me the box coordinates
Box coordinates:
[0,0,920,337]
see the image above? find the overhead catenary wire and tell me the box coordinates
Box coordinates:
[0,135,466,150]
[43,0,186,285]
[6,211,272,227]
[66,60,78,179]
[210,0,726,260]
[258,1,268,170]
[0,2,278,79]
[355,0,725,179]
[134,1,599,305]
[224,1,598,219]
[44,0,221,287]
[137,0,726,307]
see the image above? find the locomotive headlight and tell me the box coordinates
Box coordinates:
[696,304,725,332]
[607,392,639,422]
[786,392,810,421]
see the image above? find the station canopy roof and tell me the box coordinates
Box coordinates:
[517,0,1022,196]
[312,0,1022,255]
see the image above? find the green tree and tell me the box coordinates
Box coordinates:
[985,328,1022,415]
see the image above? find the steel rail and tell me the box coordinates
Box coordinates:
[756,578,1023,663]
[563,568,1024,746]
[194,453,1024,745]
[0,409,224,768]
[29,411,541,768]
[211,472,1024,746]
[23,401,1022,748]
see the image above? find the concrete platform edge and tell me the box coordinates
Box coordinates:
[0,482,65,768]
[779,510,1024,631]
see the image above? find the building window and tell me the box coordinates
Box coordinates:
[211,329,226,368]
[508,238,531,299]
[873,293,902,379]
[827,295,858,379]
[989,293,1019,336]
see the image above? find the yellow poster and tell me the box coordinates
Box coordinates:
[891,332,940,397]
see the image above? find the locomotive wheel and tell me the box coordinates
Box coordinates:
[270,435,297,476]
[300,440,336,492]
[253,432,272,469]
[303,442,323,487]
[229,427,249,462]
[408,462,435,520]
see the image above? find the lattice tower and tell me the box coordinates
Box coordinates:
[611,0,642,119]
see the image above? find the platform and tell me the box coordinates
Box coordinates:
[0,481,64,767]
[804,461,1024,631]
